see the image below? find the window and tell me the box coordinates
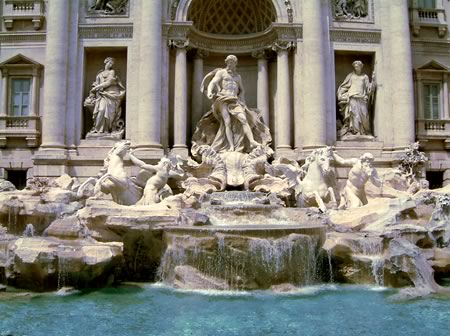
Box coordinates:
[11,78,31,116]
[417,0,436,8]
[423,83,440,119]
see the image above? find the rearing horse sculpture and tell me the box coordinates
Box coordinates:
[295,147,338,213]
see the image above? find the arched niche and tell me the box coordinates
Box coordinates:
[170,0,290,23]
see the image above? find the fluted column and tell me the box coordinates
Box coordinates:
[302,0,327,148]
[136,0,162,151]
[391,0,415,147]
[191,49,208,134]
[40,0,69,149]
[172,40,189,156]
[252,50,270,126]
[273,42,292,150]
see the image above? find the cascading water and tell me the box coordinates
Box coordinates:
[353,237,385,286]
[158,232,322,290]
[23,223,35,237]
[5,197,23,234]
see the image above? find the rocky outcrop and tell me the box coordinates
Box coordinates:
[5,237,123,291]
[77,199,180,242]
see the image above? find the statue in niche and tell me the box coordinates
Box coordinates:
[334,152,382,209]
[335,0,368,19]
[88,0,128,15]
[129,151,185,205]
[191,55,272,155]
[337,60,376,139]
[84,57,126,140]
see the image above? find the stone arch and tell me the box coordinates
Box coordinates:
[171,0,290,23]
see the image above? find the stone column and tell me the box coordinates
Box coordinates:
[30,68,40,117]
[40,0,69,149]
[0,71,7,117]
[252,50,270,126]
[390,0,415,148]
[191,49,208,134]
[273,42,292,151]
[443,169,450,187]
[302,0,327,148]
[172,40,189,157]
[136,0,163,153]
[443,73,449,118]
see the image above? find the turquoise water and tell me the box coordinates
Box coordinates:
[1,284,450,336]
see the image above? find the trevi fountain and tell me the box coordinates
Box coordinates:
[1,53,449,335]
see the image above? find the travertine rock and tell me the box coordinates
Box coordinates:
[7,237,123,291]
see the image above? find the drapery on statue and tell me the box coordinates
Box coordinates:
[191,55,271,155]
[337,60,376,138]
[84,57,126,139]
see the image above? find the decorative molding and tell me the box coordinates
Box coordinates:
[170,0,181,21]
[78,24,133,39]
[330,29,381,44]
[284,0,294,23]
[163,22,301,53]
[0,32,46,42]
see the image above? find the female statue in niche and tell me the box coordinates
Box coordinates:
[337,60,376,139]
[84,57,126,139]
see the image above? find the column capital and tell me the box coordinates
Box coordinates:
[271,40,294,53]
[251,49,273,60]
[168,39,189,49]
[194,48,209,59]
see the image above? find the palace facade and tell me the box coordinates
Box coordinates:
[0,0,449,189]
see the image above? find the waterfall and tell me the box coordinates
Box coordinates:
[158,232,321,290]
[327,249,334,283]
[23,224,35,237]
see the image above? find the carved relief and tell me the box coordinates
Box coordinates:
[86,0,129,17]
[333,0,374,23]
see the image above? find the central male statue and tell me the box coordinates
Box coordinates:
[192,55,271,154]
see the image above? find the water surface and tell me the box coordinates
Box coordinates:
[1,284,449,336]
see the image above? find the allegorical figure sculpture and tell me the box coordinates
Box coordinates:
[129,151,184,205]
[334,152,382,209]
[84,57,126,139]
[335,0,368,19]
[89,0,128,14]
[337,60,376,138]
[192,55,271,154]
[93,141,142,205]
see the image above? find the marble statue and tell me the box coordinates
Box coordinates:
[93,141,142,205]
[192,55,271,155]
[398,142,428,188]
[337,60,376,138]
[334,152,382,209]
[84,57,126,139]
[335,0,368,19]
[129,152,185,205]
[88,0,128,14]
[295,147,339,212]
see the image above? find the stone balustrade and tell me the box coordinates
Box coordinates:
[2,0,45,30]
[0,115,40,147]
